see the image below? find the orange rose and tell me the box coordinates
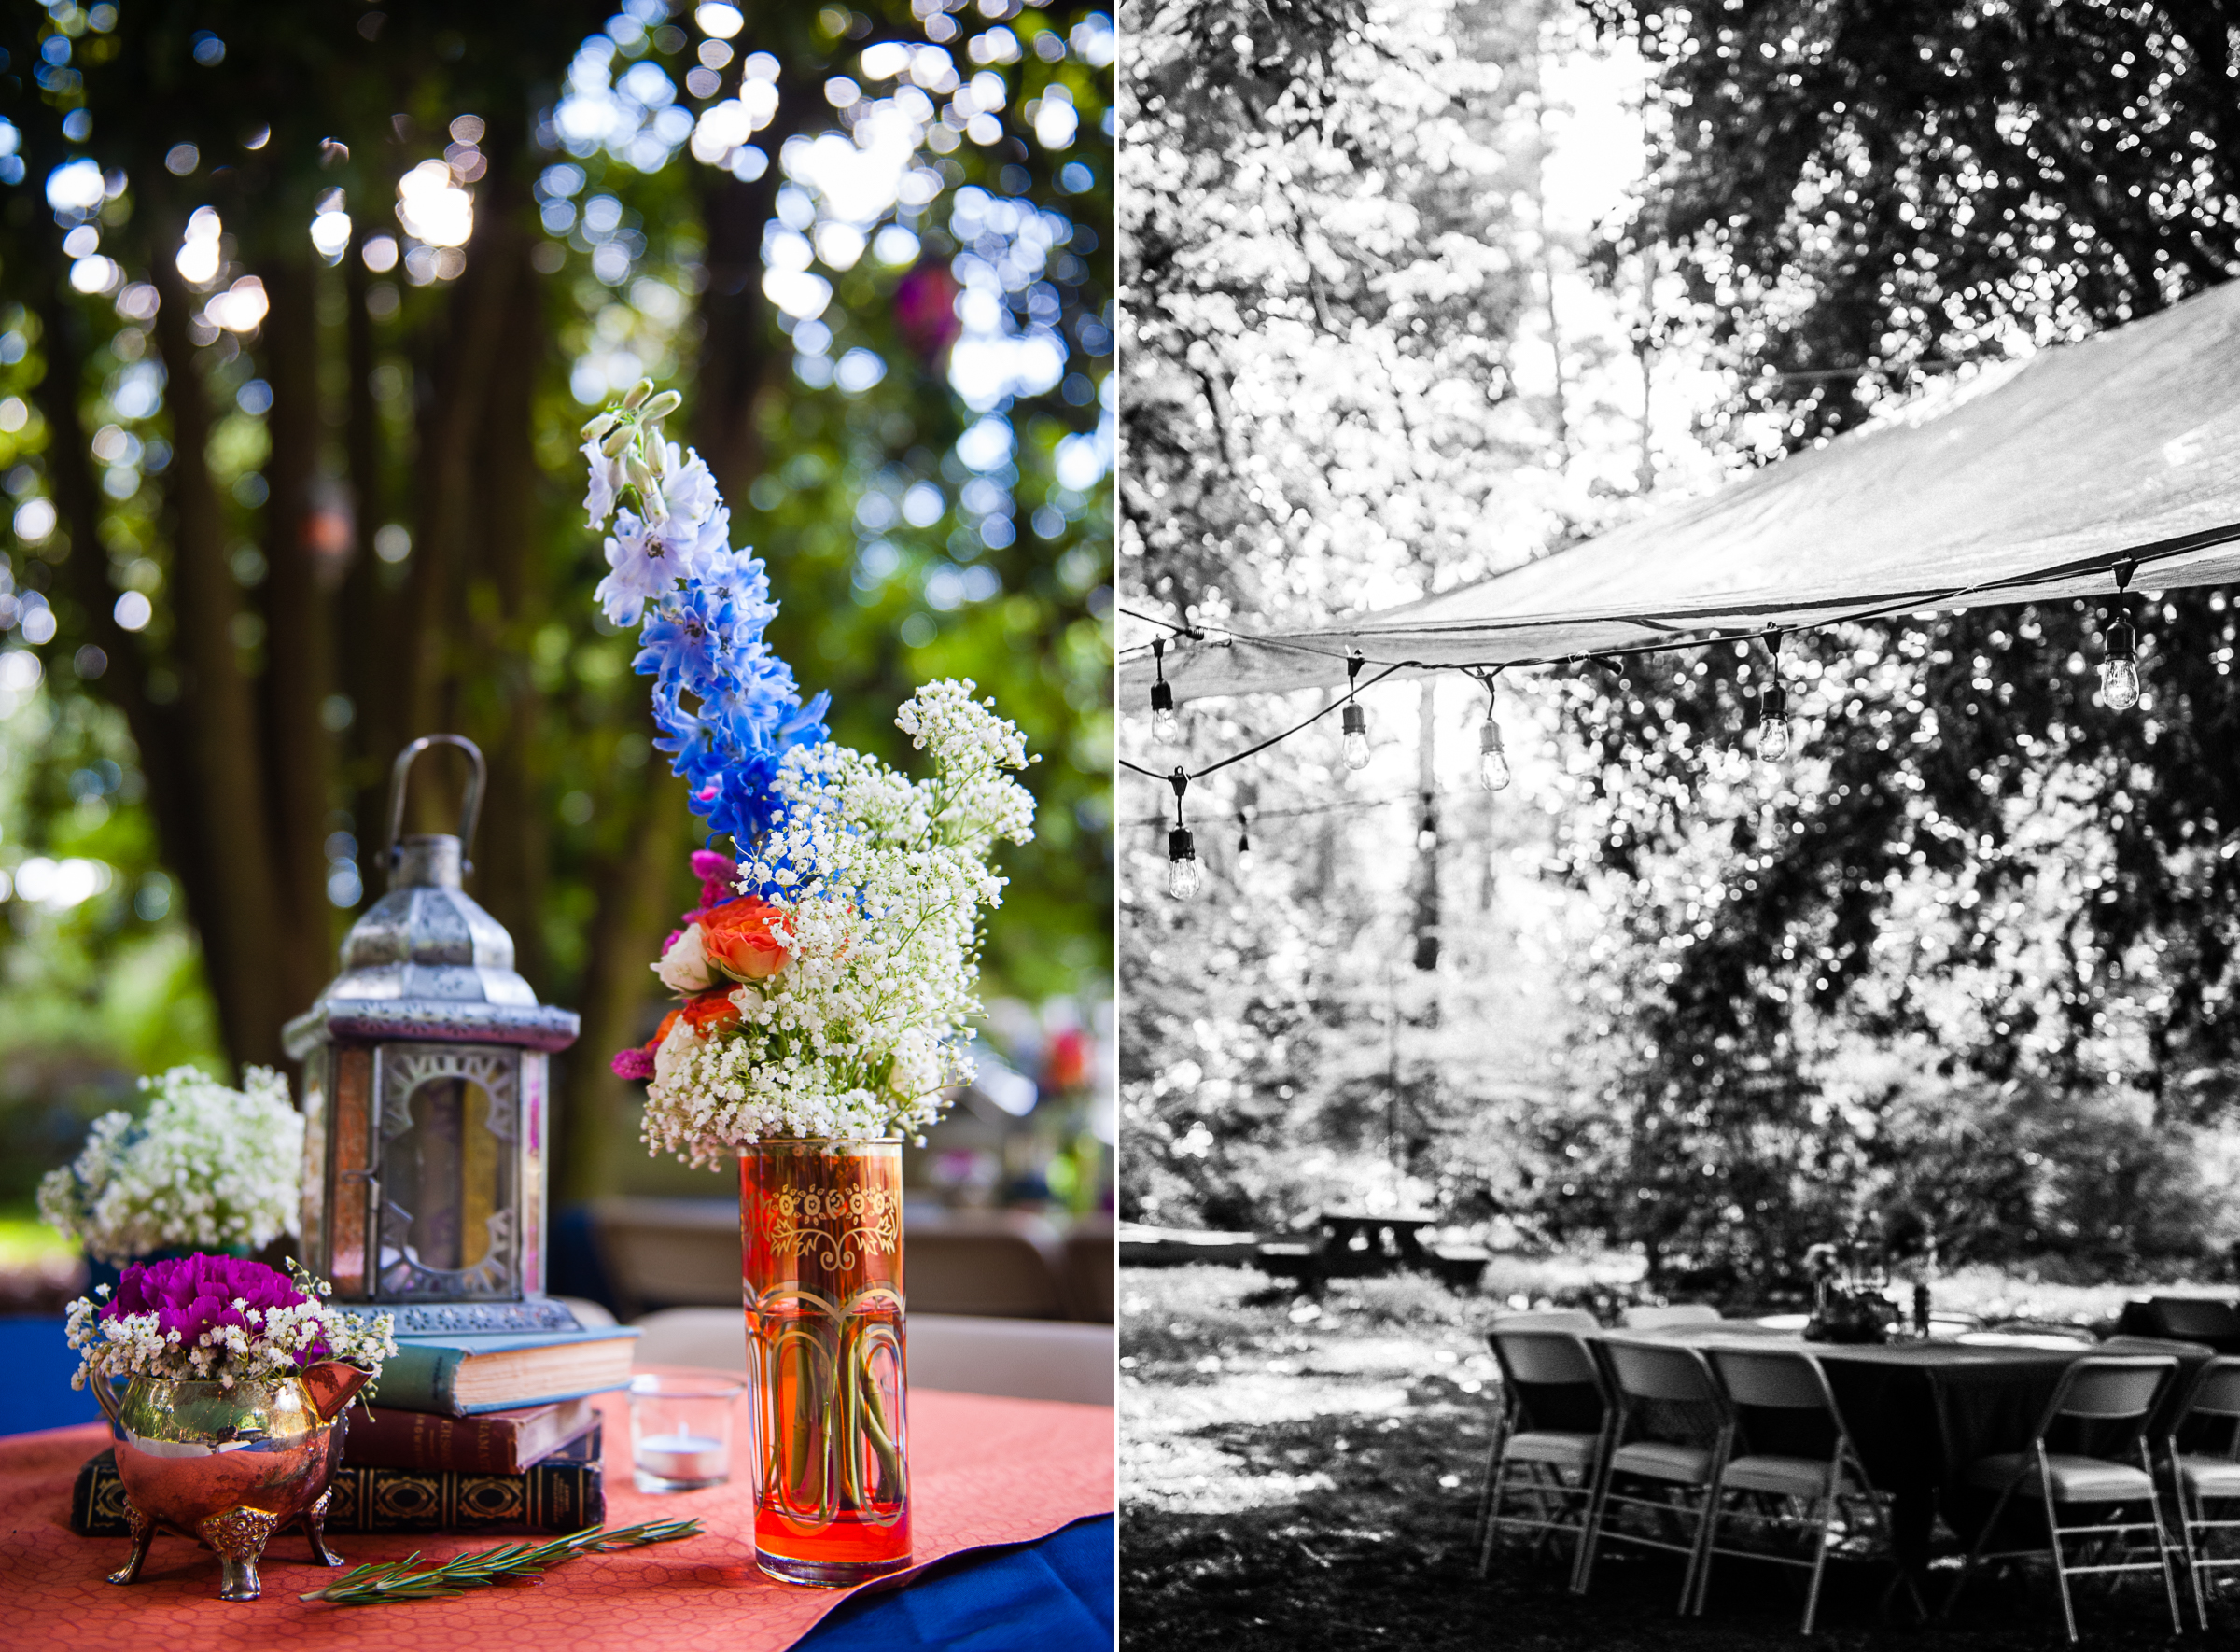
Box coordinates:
[699,896,790,982]
[680,990,743,1035]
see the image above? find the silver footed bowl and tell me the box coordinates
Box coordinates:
[94,1362,369,1602]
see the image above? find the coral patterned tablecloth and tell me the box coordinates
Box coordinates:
[0,1386,1114,1652]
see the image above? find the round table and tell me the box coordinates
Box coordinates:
[1507,1323,2214,1564]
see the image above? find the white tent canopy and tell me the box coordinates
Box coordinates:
[1136,278,2240,706]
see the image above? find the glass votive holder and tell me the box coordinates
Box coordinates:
[629,1372,745,1493]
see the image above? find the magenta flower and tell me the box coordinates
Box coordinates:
[102,1253,328,1365]
[611,1046,657,1081]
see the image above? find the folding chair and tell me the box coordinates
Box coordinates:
[1698,1344,1914,1632]
[1942,1354,2184,1643]
[1618,1303,1723,1330]
[1575,1337,1733,1612]
[2163,1355,2240,1629]
[1475,1316,1611,1584]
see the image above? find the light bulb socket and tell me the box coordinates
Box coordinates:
[1759,680,1787,721]
[1150,679,1174,714]
[2105,616,2136,661]
[1168,825,1196,863]
[1342,702,1366,737]
[1478,719,1503,754]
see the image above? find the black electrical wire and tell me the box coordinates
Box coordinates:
[1116,541,2209,792]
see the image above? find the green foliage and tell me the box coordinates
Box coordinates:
[1120,0,1620,633]
[1526,0,2240,1286]
[0,1,1113,1199]
[1117,1,1625,1238]
[0,683,219,1208]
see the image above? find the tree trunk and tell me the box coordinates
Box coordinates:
[1411,682,1441,973]
[691,68,815,512]
[556,769,693,1203]
[461,235,554,996]
[255,253,340,1025]
[148,220,288,1069]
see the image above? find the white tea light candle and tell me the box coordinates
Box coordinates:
[637,1432,726,1485]
[627,1371,744,1493]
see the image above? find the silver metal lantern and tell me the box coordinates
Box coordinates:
[284,735,581,1335]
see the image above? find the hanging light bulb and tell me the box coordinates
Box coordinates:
[2095,559,2142,711]
[2101,626,2141,709]
[1165,767,1199,900]
[2101,611,2141,710]
[1476,673,1510,791]
[1150,638,1180,743]
[1478,721,1510,792]
[1168,826,1200,899]
[1340,652,1370,770]
[1757,679,1790,761]
[1341,702,1371,770]
[1755,633,1790,762]
[1151,681,1179,744]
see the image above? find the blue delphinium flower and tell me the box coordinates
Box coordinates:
[582,390,827,853]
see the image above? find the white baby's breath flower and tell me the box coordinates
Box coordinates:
[38,1067,303,1265]
[63,1262,394,1393]
[639,680,1037,1164]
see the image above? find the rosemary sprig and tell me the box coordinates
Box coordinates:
[301,1519,703,1606]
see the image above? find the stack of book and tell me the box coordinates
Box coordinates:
[73,1323,640,1537]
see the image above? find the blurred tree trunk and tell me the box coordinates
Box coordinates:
[255,254,339,1018]
[690,24,818,515]
[556,769,691,1203]
[144,203,291,1068]
[1411,684,1439,974]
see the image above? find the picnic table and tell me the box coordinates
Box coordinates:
[1257,1210,1489,1290]
[1508,1320,2217,1566]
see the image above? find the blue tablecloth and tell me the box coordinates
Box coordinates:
[0,1318,1113,1649]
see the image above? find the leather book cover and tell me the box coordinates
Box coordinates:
[343,1396,598,1473]
[68,1428,605,1536]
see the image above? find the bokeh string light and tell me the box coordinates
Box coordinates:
[1122,559,2168,898]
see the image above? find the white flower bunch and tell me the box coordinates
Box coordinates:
[641,679,1038,1164]
[64,1264,397,1393]
[37,1066,304,1265]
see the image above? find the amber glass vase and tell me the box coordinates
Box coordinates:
[739,1139,909,1587]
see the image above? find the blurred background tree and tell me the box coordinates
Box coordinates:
[0,0,1113,1224]
[1540,0,2240,1289]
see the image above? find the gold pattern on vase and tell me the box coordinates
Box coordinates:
[763,1184,902,1273]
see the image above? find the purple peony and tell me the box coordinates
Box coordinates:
[102,1253,328,1365]
[611,1046,657,1081]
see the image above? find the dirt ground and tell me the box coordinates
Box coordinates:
[1117,1266,2200,1650]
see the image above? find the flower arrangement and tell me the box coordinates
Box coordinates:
[65,1253,395,1392]
[583,385,1037,1160]
[37,1065,304,1265]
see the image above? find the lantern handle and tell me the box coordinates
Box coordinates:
[385,734,486,875]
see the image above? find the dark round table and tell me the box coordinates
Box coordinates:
[1505,1321,2215,1565]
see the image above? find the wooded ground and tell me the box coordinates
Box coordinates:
[1119,1265,2211,1650]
